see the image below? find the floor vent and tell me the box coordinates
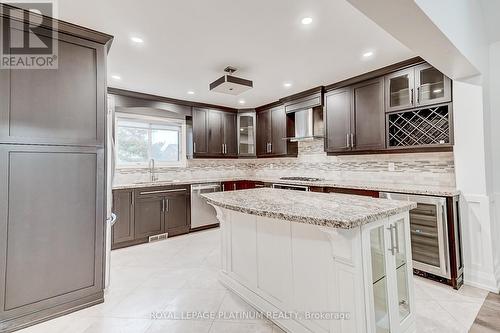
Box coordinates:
[149,233,168,243]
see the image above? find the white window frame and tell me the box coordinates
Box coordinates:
[115,112,187,169]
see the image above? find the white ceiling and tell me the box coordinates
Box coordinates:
[58,0,414,108]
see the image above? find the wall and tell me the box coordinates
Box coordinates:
[489,41,500,291]
[114,139,455,188]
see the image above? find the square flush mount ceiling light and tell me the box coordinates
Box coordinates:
[209,66,253,95]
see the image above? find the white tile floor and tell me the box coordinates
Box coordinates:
[18,229,488,333]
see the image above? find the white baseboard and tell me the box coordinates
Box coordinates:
[464,270,500,293]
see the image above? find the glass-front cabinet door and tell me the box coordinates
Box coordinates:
[237,112,256,156]
[391,218,412,328]
[385,69,415,112]
[364,216,415,333]
[415,63,452,107]
[369,225,391,333]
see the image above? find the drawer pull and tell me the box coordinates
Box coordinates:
[140,188,186,195]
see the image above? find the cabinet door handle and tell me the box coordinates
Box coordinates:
[130,192,134,206]
[410,88,414,105]
[350,133,354,148]
[165,199,169,212]
[417,87,420,104]
[193,142,196,153]
[222,184,225,191]
[394,223,400,254]
[346,134,350,148]
[387,224,396,255]
[222,144,224,154]
[161,198,165,212]
[270,142,272,152]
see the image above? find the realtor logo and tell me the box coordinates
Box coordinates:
[1,0,58,69]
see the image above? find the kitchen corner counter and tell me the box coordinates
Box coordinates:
[202,188,417,229]
[113,177,459,197]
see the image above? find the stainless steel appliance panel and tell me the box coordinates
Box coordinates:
[380,192,450,279]
[191,183,222,229]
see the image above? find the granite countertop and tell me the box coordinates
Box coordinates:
[201,188,417,229]
[113,177,459,197]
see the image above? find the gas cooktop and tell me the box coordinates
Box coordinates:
[279,177,323,182]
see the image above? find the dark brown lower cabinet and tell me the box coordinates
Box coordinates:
[112,186,190,249]
[112,190,134,245]
[164,192,190,236]
[221,180,260,191]
[134,195,164,239]
[323,187,380,198]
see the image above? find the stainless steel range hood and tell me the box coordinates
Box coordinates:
[287,107,324,141]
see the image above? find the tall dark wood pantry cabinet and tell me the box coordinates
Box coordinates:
[0,5,113,332]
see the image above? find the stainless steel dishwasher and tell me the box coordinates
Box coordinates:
[191,183,222,230]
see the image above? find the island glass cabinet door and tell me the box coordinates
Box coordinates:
[363,215,415,333]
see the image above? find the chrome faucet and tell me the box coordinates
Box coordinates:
[149,159,158,182]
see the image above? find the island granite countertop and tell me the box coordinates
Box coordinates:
[202,188,417,229]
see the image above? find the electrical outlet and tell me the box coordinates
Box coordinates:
[388,162,395,172]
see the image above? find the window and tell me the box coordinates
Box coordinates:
[115,114,185,168]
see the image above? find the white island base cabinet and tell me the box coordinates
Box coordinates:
[212,207,416,333]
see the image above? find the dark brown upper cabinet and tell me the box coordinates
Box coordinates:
[324,77,385,153]
[207,110,224,154]
[222,112,238,156]
[256,105,297,157]
[385,68,415,113]
[283,88,323,113]
[324,87,352,153]
[192,108,209,155]
[385,64,451,112]
[352,77,385,151]
[256,109,272,156]
[193,108,237,158]
[414,63,452,107]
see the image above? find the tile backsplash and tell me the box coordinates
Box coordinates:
[114,139,455,187]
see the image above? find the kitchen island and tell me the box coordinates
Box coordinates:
[202,188,417,333]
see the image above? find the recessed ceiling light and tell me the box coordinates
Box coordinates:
[283,82,292,88]
[187,91,195,95]
[363,51,374,58]
[130,36,144,44]
[111,75,121,80]
[433,89,442,93]
[238,100,246,105]
[301,17,313,25]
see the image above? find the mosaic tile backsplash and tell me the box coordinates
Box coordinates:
[114,139,456,187]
